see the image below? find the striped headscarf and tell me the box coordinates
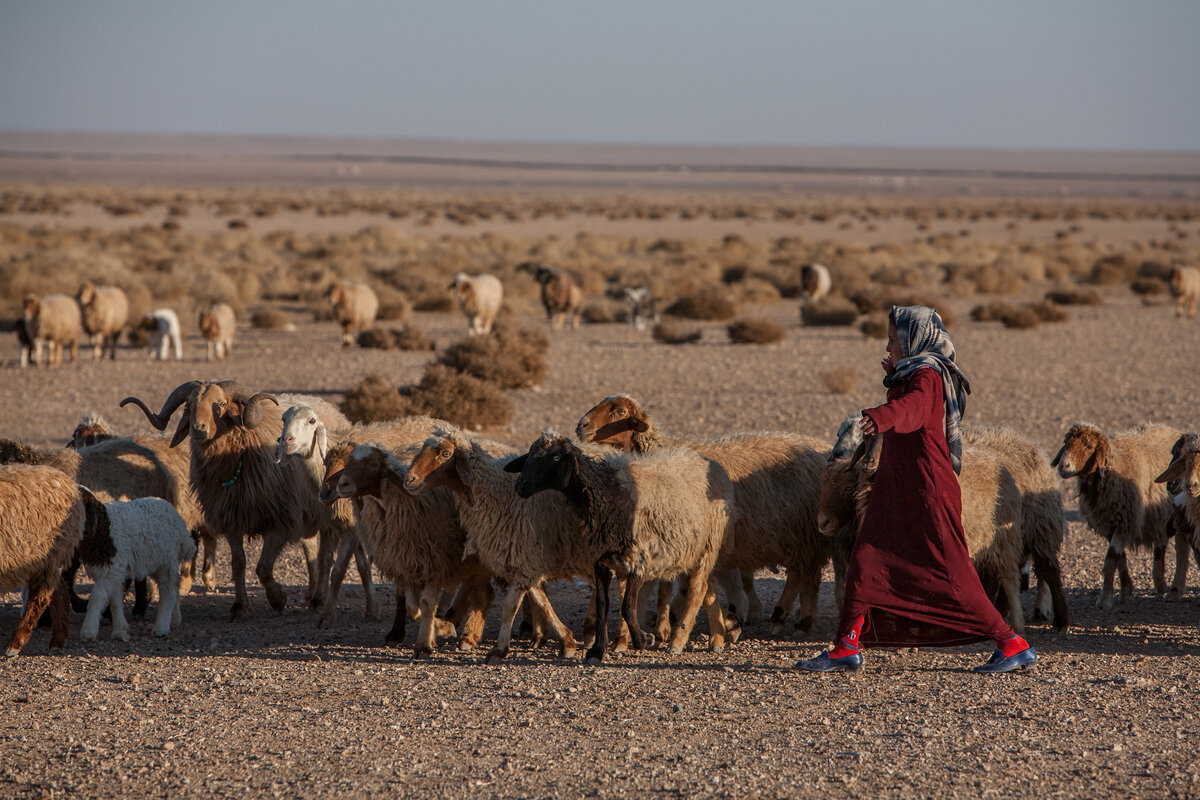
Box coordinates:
[883,305,971,474]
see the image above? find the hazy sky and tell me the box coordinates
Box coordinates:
[2,1,1198,151]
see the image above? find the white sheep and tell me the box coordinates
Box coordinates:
[623,287,660,331]
[800,263,832,303]
[1169,266,1199,320]
[139,308,183,360]
[449,272,503,335]
[79,495,197,641]
[22,293,81,367]
[199,302,236,361]
[328,282,379,347]
[77,283,129,361]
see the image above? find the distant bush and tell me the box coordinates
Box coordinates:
[859,313,889,339]
[342,375,409,423]
[581,299,629,324]
[1000,308,1041,329]
[665,287,737,321]
[400,364,512,430]
[250,308,291,330]
[970,302,1017,322]
[356,325,434,351]
[652,319,702,344]
[1130,278,1167,296]
[727,317,785,344]
[1045,288,1102,306]
[801,298,858,327]
[822,368,859,395]
[437,324,549,388]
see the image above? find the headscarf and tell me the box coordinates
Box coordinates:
[883,305,971,474]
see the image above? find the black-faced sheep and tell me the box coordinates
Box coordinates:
[121,381,350,619]
[199,302,236,361]
[575,394,829,634]
[328,282,379,347]
[799,263,832,303]
[507,432,736,664]
[404,425,585,664]
[77,283,129,361]
[22,293,81,367]
[78,495,196,641]
[1052,422,1181,609]
[1169,266,1199,320]
[0,464,84,656]
[449,272,503,336]
[138,309,182,360]
[532,265,584,330]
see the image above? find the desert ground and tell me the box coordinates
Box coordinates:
[2,134,1200,799]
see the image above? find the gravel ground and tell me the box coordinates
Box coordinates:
[2,281,1200,799]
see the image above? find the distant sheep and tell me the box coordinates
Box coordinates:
[79,495,196,641]
[1052,422,1180,609]
[22,293,81,367]
[1154,432,1200,597]
[328,282,379,347]
[0,464,84,656]
[449,272,503,336]
[199,302,236,361]
[533,265,585,330]
[138,309,182,360]
[1168,266,1199,319]
[77,283,129,361]
[799,263,832,303]
[623,287,660,331]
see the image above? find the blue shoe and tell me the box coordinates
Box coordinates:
[974,646,1037,674]
[795,650,863,673]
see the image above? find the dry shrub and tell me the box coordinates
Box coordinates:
[653,319,702,344]
[801,298,858,327]
[250,308,292,330]
[731,277,782,305]
[971,265,1024,295]
[392,324,435,351]
[727,317,785,344]
[1137,260,1173,280]
[1001,308,1041,329]
[581,298,629,324]
[437,324,548,388]
[859,313,890,339]
[399,364,512,430]
[356,329,395,350]
[822,368,860,395]
[375,286,413,321]
[665,286,737,321]
[971,301,1017,322]
[1130,278,1167,296]
[413,293,456,313]
[1029,301,1069,323]
[342,375,409,423]
[1045,287,1102,306]
[1088,254,1138,285]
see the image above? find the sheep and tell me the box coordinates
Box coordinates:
[507,432,737,664]
[623,287,660,331]
[0,465,85,656]
[15,318,32,368]
[532,265,584,330]
[799,263,832,303]
[333,443,495,657]
[830,411,864,462]
[328,282,379,347]
[1154,432,1200,597]
[1169,266,1200,320]
[1051,422,1181,610]
[138,308,182,360]
[120,381,351,619]
[404,424,587,664]
[77,283,129,361]
[818,435,1027,632]
[199,302,236,361]
[22,293,81,367]
[78,495,196,641]
[962,426,1070,631]
[449,272,503,336]
[574,395,830,634]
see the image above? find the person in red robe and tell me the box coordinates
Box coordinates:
[797,305,1038,674]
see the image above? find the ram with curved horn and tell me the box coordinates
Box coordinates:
[121,380,352,620]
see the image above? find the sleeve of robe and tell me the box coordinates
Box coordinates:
[862,368,941,434]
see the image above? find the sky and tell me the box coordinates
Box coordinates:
[1,1,1198,152]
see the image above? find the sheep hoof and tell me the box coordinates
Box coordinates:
[668,645,684,655]
[613,640,629,654]
[81,630,98,642]
[112,630,130,643]
[725,624,742,645]
[559,642,577,660]
[412,647,432,660]
[484,648,507,665]
[154,628,170,638]
[202,572,217,592]
[265,586,287,612]
[1167,589,1183,602]
[229,602,248,621]
[584,646,604,665]
[794,615,815,634]
[456,640,476,653]
[4,647,18,658]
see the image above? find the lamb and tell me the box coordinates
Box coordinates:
[1052,422,1181,609]
[1154,432,1200,597]
[1168,266,1200,320]
[138,308,182,360]
[78,494,196,641]
[0,464,83,656]
[449,272,503,335]
[818,435,1027,632]
[404,425,588,664]
[574,395,830,634]
[199,302,236,361]
[328,282,379,347]
[121,381,351,619]
[77,283,129,361]
[532,265,584,330]
[22,293,81,367]
[799,263,832,303]
[507,432,737,664]
[623,287,660,331]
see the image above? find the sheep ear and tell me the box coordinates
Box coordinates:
[630,417,650,433]
[1049,445,1065,468]
[503,453,529,474]
[1092,442,1109,472]
[1156,459,1186,484]
[452,448,474,486]
[315,425,328,461]
[559,452,576,489]
[169,409,191,448]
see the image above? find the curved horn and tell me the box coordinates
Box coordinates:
[241,392,279,430]
[119,381,200,431]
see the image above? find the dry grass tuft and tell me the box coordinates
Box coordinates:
[356,325,435,351]
[250,308,292,330]
[581,299,629,324]
[1001,307,1041,329]
[341,375,410,423]
[801,298,859,327]
[859,313,890,339]
[970,302,1017,322]
[1029,300,1069,323]
[727,317,785,344]
[1130,278,1167,296]
[400,364,512,430]
[437,324,548,388]
[1045,287,1102,306]
[652,319,702,344]
[822,368,860,395]
[665,286,738,321]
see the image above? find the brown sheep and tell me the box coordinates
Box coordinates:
[22,293,81,367]
[77,283,129,361]
[198,302,236,361]
[1154,432,1200,595]
[1168,266,1200,319]
[328,282,379,347]
[1052,422,1181,609]
[533,265,585,330]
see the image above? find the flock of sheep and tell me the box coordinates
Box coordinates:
[3,369,1199,664]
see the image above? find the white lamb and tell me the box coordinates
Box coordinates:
[140,308,183,360]
[80,495,197,641]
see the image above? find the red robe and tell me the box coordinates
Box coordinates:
[840,367,1014,647]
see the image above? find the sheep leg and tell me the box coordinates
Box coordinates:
[581,583,597,648]
[621,574,656,651]
[48,578,70,649]
[413,585,445,659]
[7,571,59,657]
[385,580,407,647]
[255,534,289,613]
[319,532,356,628]
[613,575,629,653]
[793,562,824,635]
[741,570,764,625]
[718,567,749,626]
[200,531,218,591]
[1117,550,1135,604]
[668,569,711,655]
[527,584,577,659]
[454,577,492,653]
[1001,570,1024,635]
[654,578,676,645]
[300,533,325,609]
[353,539,378,620]
[227,534,250,620]
[701,578,730,653]
[486,585,529,664]
[81,578,111,641]
[153,566,179,637]
[108,586,129,642]
[1169,528,1190,600]
[1099,546,1119,611]
[769,573,802,636]
[1151,544,1168,595]
[131,578,149,619]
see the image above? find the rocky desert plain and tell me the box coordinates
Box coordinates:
[1,133,1200,799]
